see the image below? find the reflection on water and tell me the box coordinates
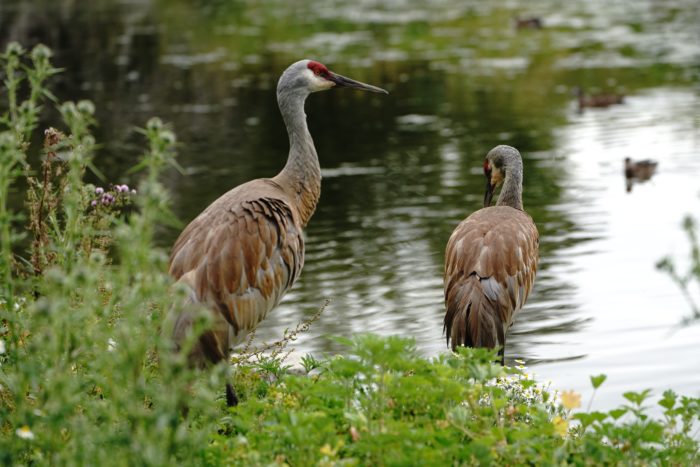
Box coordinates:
[2,0,699,409]
[529,89,700,406]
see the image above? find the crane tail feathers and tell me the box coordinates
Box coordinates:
[444,275,505,352]
[169,273,232,369]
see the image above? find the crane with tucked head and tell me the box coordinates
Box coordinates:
[444,145,539,365]
[168,60,387,406]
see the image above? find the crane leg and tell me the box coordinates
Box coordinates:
[170,306,240,409]
[199,330,239,407]
[498,344,505,366]
[226,383,238,407]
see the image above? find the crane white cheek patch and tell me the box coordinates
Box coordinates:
[305,69,334,91]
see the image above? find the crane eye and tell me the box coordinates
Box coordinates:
[307,61,330,78]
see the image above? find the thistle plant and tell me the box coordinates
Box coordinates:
[0,44,221,465]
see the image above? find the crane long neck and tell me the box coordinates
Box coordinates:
[496,164,523,210]
[274,90,321,227]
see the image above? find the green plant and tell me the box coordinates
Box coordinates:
[657,214,700,324]
[211,335,699,466]
[0,43,223,466]
[300,353,323,374]
[0,42,57,305]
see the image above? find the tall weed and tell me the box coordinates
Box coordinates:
[0,43,222,466]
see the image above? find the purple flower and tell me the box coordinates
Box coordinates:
[95,187,104,195]
[91,200,97,207]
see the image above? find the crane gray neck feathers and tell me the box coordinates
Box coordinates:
[273,67,322,227]
[491,145,524,211]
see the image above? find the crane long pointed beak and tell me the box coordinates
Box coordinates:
[484,179,495,207]
[329,72,388,94]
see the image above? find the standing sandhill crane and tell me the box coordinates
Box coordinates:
[168,60,387,406]
[444,145,538,365]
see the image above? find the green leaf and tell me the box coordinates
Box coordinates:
[590,374,607,389]
[520,379,535,389]
[623,390,651,406]
[609,408,628,420]
[574,411,607,426]
[658,390,677,410]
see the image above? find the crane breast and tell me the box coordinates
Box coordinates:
[444,206,538,349]
[169,196,304,337]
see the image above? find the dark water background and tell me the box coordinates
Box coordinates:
[2,0,699,409]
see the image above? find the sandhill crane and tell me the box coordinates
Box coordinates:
[443,145,538,365]
[168,60,387,405]
[624,157,657,192]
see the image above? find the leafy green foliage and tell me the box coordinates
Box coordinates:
[657,214,700,324]
[0,43,223,466]
[0,44,698,466]
[215,335,699,466]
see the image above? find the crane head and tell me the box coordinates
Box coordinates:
[279,60,388,95]
[483,145,520,207]
[306,60,388,94]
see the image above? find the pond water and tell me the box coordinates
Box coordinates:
[2,0,699,409]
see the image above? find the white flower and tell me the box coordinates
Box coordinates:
[0,339,5,354]
[107,338,117,352]
[16,426,35,440]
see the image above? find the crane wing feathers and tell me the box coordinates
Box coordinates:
[444,206,538,350]
[169,195,303,336]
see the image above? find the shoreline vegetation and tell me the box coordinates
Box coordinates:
[1,43,698,465]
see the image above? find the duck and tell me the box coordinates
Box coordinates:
[574,86,625,110]
[515,16,543,30]
[624,157,657,192]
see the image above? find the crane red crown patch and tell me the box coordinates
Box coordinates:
[483,160,491,173]
[307,61,329,76]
